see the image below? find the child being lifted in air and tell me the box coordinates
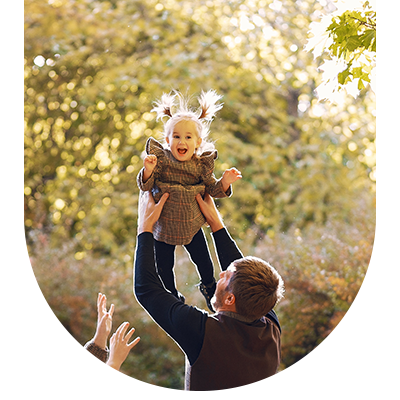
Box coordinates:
[137,90,242,311]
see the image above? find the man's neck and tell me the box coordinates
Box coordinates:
[217,311,259,323]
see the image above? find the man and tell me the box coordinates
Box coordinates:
[134,191,284,390]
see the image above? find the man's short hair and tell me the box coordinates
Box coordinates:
[227,256,284,320]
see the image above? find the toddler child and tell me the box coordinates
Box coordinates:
[137,90,241,310]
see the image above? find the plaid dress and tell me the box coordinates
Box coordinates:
[137,137,231,245]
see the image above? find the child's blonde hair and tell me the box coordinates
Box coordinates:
[151,90,223,154]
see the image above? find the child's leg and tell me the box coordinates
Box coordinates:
[154,239,179,297]
[184,229,215,286]
[184,229,217,311]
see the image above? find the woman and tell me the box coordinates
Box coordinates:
[24,293,140,391]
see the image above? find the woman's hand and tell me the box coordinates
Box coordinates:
[106,322,140,371]
[93,293,114,349]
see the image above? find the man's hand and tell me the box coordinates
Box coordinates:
[195,193,224,233]
[137,191,169,234]
[221,167,242,192]
[93,293,114,349]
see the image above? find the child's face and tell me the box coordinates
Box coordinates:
[166,120,202,162]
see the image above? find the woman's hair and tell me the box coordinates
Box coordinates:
[227,256,285,320]
[151,90,223,154]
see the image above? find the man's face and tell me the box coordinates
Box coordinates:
[211,265,235,311]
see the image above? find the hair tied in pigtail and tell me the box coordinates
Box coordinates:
[198,89,223,121]
[151,93,177,121]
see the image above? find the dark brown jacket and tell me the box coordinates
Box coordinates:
[133,229,282,391]
[185,312,281,391]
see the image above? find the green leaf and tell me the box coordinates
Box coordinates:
[338,68,351,85]
[360,30,375,50]
[361,72,371,83]
[346,10,363,21]
[346,36,363,52]
[352,67,363,79]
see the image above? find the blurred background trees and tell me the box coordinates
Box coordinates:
[24,0,375,389]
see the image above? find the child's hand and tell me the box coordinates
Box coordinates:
[143,155,157,183]
[221,168,242,191]
[144,154,157,173]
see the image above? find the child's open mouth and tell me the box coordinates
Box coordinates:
[178,148,187,155]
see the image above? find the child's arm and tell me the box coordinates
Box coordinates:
[220,167,242,193]
[142,155,157,183]
[203,167,242,198]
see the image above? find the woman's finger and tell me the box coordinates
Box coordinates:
[117,322,129,339]
[124,327,136,341]
[128,336,141,349]
[108,303,115,317]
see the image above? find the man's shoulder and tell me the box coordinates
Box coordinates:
[209,311,281,334]
[264,310,281,333]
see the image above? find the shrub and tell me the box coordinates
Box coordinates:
[242,195,375,368]
[28,194,375,385]
[28,230,191,388]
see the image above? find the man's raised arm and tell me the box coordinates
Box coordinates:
[195,194,243,271]
[134,191,207,365]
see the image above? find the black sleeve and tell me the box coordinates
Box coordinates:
[211,227,244,271]
[266,309,281,333]
[212,228,282,332]
[133,232,208,365]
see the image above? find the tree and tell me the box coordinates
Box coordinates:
[25,0,376,247]
[306,0,376,103]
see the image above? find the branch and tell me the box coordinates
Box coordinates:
[349,16,376,30]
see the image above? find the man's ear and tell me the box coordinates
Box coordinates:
[225,293,235,306]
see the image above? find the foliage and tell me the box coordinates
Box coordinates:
[306,0,376,102]
[25,231,205,390]
[29,192,374,386]
[24,0,375,389]
[25,0,375,251]
[241,194,374,367]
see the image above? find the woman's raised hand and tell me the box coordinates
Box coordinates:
[106,322,140,370]
[93,293,115,349]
